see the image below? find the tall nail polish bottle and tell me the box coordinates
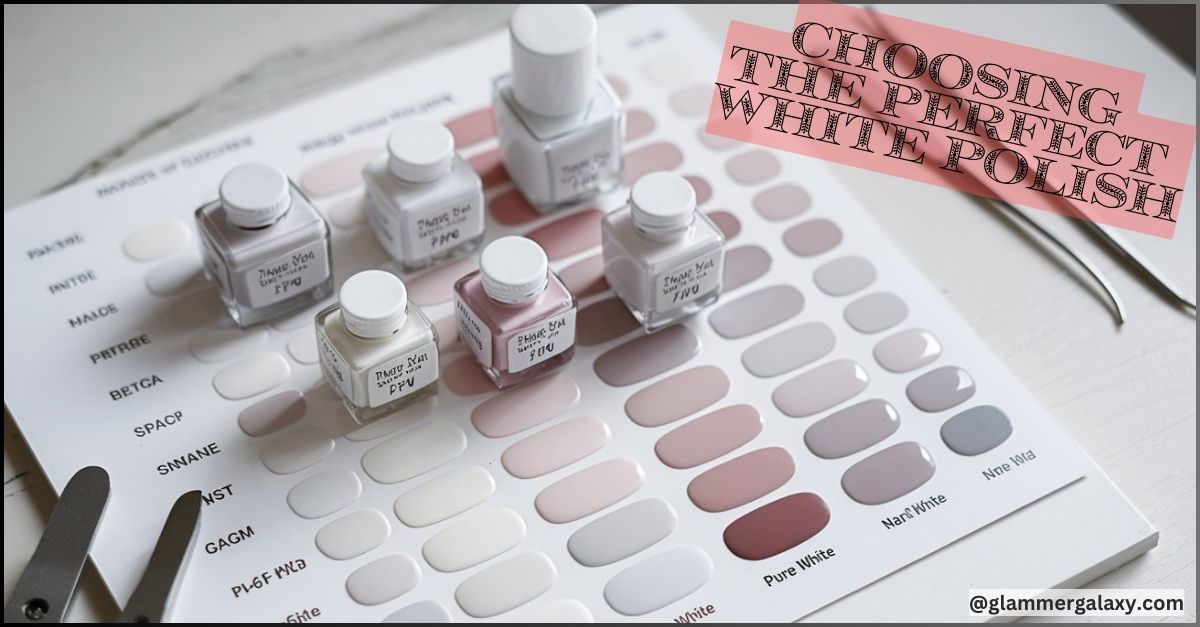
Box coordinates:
[453,236,576,389]
[602,172,726,332]
[364,121,486,272]
[316,270,439,424]
[196,163,333,327]
[492,4,625,211]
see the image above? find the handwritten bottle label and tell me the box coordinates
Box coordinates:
[548,126,617,202]
[654,249,722,311]
[316,326,352,401]
[245,242,329,308]
[507,309,575,373]
[454,296,492,367]
[404,194,481,260]
[367,342,438,407]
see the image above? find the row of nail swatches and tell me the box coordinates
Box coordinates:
[4,4,1090,623]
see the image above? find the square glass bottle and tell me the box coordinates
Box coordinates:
[316,270,439,424]
[492,4,625,211]
[602,172,726,333]
[196,163,332,328]
[364,121,486,272]
[453,236,576,389]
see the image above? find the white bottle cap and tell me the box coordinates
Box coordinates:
[480,236,549,304]
[220,163,293,228]
[630,171,697,237]
[509,4,598,117]
[339,270,410,339]
[387,121,455,183]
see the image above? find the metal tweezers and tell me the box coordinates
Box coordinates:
[4,467,202,623]
[854,4,1197,324]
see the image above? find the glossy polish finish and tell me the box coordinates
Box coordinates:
[804,399,901,459]
[454,237,576,389]
[708,284,804,339]
[470,372,580,438]
[393,466,495,527]
[655,404,763,469]
[844,292,909,334]
[841,442,936,505]
[723,493,831,560]
[345,554,421,606]
[593,324,700,386]
[813,256,877,296]
[315,509,391,560]
[907,366,976,412]
[741,322,835,378]
[874,328,942,373]
[772,359,870,418]
[941,405,1014,456]
[624,365,729,427]
[454,551,557,618]
[604,546,713,615]
[687,447,795,512]
[195,163,332,327]
[567,498,678,567]
[287,467,362,519]
[534,458,644,523]
[360,420,467,484]
[501,415,611,478]
[421,508,526,572]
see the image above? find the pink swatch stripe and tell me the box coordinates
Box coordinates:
[706,3,1194,238]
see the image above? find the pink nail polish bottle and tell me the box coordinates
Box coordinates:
[453,236,577,389]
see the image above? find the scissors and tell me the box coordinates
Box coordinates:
[4,467,202,623]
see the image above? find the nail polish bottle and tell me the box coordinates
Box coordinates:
[492,4,625,211]
[453,236,576,389]
[602,172,726,333]
[364,121,486,272]
[315,270,439,424]
[196,163,333,327]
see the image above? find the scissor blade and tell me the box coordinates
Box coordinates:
[4,466,110,623]
[116,490,202,623]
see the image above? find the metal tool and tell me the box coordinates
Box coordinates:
[3,467,202,623]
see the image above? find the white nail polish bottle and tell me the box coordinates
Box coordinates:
[602,172,726,333]
[195,163,333,327]
[363,121,486,272]
[315,270,440,424]
[492,4,625,211]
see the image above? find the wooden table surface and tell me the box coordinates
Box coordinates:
[4,4,1194,622]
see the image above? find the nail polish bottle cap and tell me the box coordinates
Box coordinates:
[480,236,549,304]
[388,121,455,183]
[631,172,697,237]
[220,163,293,228]
[340,270,410,339]
[509,4,597,117]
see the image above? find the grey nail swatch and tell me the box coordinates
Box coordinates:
[709,284,804,339]
[567,498,678,567]
[383,600,452,623]
[804,399,901,459]
[940,405,1013,456]
[813,256,876,296]
[783,218,843,257]
[741,322,836,378]
[844,292,908,334]
[593,324,700,386]
[752,183,811,221]
[874,329,941,373]
[603,545,713,616]
[907,366,976,412]
[772,359,869,417]
[722,245,772,292]
[841,441,936,505]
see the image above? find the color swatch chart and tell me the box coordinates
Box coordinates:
[3,5,1091,622]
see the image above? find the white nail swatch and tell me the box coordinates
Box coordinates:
[394,466,495,528]
[188,327,269,363]
[361,420,467,484]
[345,554,421,605]
[287,467,362,519]
[260,428,334,475]
[422,508,526,572]
[213,352,291,400]
[315,509,391,560]
[604,546,713,615]
[454,551,557,618]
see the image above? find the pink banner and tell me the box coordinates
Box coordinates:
[705,3,1194,238]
